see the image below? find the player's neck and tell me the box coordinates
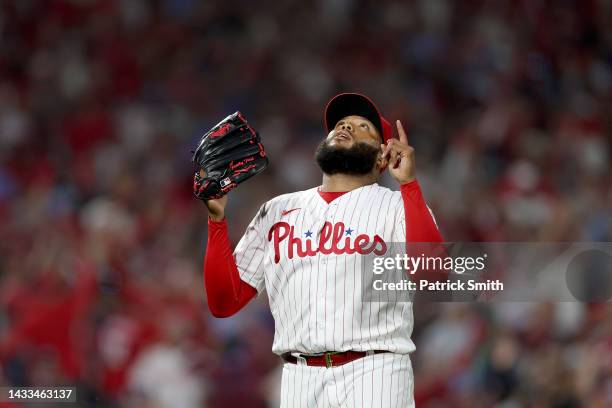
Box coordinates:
[320,173,377,192]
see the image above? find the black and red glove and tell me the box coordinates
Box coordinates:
[192,112,268,200]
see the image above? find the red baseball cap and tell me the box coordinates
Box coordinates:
[324,93,395,144]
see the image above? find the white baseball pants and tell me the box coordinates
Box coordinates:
[279,352,414,408]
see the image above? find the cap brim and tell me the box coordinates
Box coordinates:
[324,93,384,140]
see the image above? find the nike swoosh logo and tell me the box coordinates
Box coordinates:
[281,208,301,216]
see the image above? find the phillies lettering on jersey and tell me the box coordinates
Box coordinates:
[234,183,423,356]
[268,221,387,263]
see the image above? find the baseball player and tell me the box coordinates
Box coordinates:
[202,93,443,407]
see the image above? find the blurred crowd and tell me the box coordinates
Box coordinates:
[1,0,611,407]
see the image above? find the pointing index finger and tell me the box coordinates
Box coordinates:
[396,120,409,145]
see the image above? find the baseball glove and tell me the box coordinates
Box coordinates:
[192,111,268,200]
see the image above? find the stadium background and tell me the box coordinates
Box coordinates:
[1,0,611,406]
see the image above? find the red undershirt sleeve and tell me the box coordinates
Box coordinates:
[400,180,444,243]
[204,219,258,318]
[400,180,447,289]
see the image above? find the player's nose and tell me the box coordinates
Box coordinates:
[340,123,353,132]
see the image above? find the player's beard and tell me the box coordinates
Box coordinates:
[315,138,380,175]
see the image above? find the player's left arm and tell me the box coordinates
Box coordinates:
[382,119,443,242]
[385,121,447,290]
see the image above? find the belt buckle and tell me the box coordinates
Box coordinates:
[324,351,340,368]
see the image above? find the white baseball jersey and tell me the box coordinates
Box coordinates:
[234,183,416,356]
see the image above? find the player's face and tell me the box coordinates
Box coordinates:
[315,115,383,176]
[328,115,382,148]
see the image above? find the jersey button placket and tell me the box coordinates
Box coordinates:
[318,204,337,346]
[317,243,327,345]
[317,289,325,342]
